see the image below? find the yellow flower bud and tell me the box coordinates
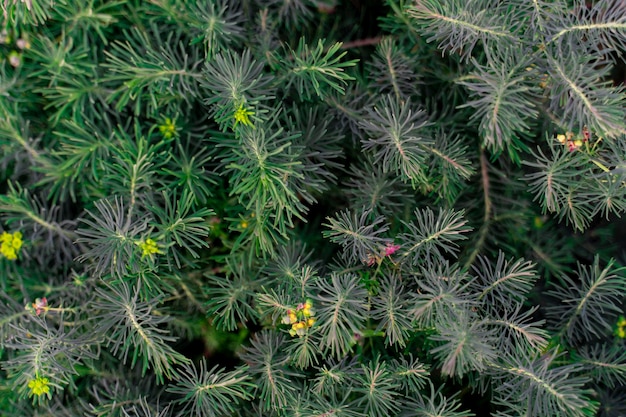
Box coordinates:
[28,376,50,397]
[1,231,24,261]
[158,117,178,139]
[12,235,22,249]
[233,103,254,128]
[136,238,162,258]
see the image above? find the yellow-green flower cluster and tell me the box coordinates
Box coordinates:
[282,300,315,337]
[158,117,178,139]
[233,103,254,128]
[28,376,50,397]
[615,316,626,339]
[136,238,162,258]
[1,231,23,260]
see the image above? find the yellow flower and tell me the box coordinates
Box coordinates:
[285,301,316,337]
[618,316,626,328]
[281,312,298,325]
[281,314,290,325]
[233,103,254,128]
[136,238,162,258]
[28,376,50,397]
[291,321,308,336]
[556,134,566,144]
[158,117,178,139]
[1,231,23,260]
[301,300,314,318]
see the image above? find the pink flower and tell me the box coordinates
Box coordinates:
[384,243,401,256]
[33,297,48,315]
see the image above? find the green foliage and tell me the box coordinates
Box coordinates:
[490,351,598,417]
[94,280,190,383]
[546,257,626,345]
[282,38,358,100]
[2,0,626,416]
[167,360,254,417]
[359,95,433,186]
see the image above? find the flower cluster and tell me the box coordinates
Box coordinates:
[158,117,179,139]
[0,230,23,260]
[233,103,254,128]
[282,300,315,337]
[615,316,626,339]
[33,297,48,315]
[25,297,49,316]
[556,127,590,152]
[28,376,50,397]
[0,31,30,67]
[364,242,401,266]
[136,238,162,258]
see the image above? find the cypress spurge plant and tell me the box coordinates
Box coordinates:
[1,0,626,416]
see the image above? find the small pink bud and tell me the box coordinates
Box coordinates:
[384,243,401,256]
[33,297,48,315]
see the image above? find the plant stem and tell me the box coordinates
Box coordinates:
[341,36,383,50]
[464,149,491,268]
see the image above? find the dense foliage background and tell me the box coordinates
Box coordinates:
[2,0,626,416]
